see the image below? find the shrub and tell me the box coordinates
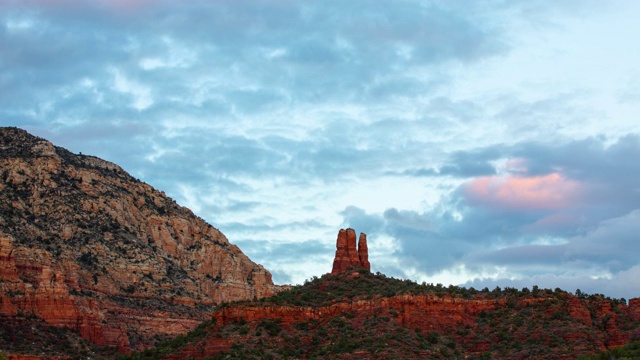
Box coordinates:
[427,331,439,344]
[258,318,282,336]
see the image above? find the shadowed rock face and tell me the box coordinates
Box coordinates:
[0,127,282,352]
[331,228,369,274]
[358,232,370,271]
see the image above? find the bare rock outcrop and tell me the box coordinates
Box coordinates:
[163,290,640,359]
[628,298,640,321]
[331,228,369,274]
[358,232,370,271]
[0,127,281,352]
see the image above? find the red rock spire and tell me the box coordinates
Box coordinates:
[358,232,370,271]
[345,228,361,267]
[331,229,350,274]
[331,228,370,274]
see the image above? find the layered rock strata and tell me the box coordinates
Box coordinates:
[0,127,281,352]
[331,228,370,274]
[163,291,640,359]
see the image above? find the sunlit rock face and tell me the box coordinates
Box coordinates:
[0,127,282,352]
[331,228,370,274]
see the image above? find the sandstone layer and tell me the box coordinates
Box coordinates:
[358,232,370,271]
[162,288,640,359]
[331,228,369,274]
[0,127,281,352]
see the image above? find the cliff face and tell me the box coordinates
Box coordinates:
[212,293,500,330]
[146,271,640,359]
[331,228,369,274]
[357,232,370,271]
[0,127,280,352]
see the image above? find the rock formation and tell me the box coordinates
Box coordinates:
[358,232,370,271]
[146,273,640,359]
[331,228,369,274]
[629,298,640,321]
[0,127,281,352]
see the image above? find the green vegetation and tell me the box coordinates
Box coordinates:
[470,295,604,358]
[118,319,216,360]
[0,314,115,358]
[121,270,639,360]
[259,268,567,308]
[2,267,637,360]
[579,341,640,359]
[202,311,459,359]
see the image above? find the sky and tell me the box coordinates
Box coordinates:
[2,0,640,299]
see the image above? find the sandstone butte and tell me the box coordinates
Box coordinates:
[152,229,640,360]
[161,283,640,359]
[0,127,281,353]
[331,228,370,274]
[138,228,640,359]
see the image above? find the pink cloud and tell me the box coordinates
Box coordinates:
[463,173,582,211]
[504,158,528,174]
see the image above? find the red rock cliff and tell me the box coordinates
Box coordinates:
[0,127,282,352]
[331,228,369,274]
[162,290,640,359]
[358,232,370,271]
[628,298,640,321]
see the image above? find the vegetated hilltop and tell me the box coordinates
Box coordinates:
[0,127,281,356]
[128,270,640,360]
[123,230,640,360]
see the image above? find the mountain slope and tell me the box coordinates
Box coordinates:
[0,127,280,353]
[127,269,640,359]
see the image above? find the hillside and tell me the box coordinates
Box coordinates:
[0,127,280,355]
[125,269,640,359]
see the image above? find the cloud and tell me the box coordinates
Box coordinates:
[3,1,640,299]
[1,0,509,126]
[235,238,333,285]
[384,208,434,232]
[464,263,640,301]
[463,266,640,301]
[340,135,640,298]
[394,145,504,178]
[463,173,582,211]
[564,210,640,272]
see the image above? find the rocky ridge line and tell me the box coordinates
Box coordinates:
[0,127,281,353]
[142,271,640,359]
